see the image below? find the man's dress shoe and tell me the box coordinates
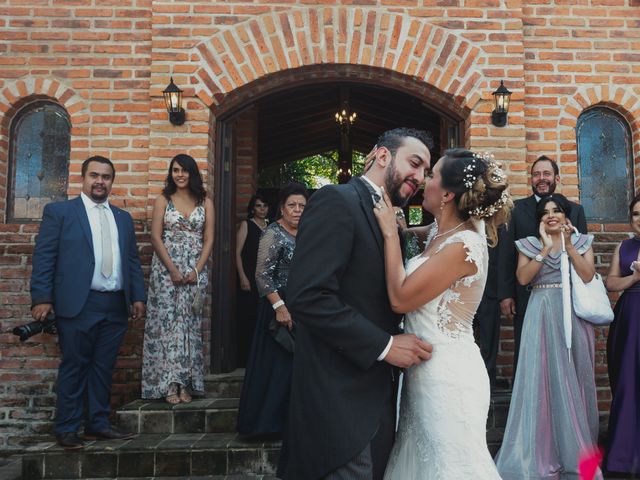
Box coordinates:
[56,433,84,450]
[83,427,135,441]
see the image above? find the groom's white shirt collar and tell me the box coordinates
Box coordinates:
[361,175,383,199]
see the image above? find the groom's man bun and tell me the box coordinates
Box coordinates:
[439,148,513,247]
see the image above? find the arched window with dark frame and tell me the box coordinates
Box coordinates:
[577,107,634,223]
[8,101,70,222]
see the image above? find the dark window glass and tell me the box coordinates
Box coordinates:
[577,107,633,223]
[8,102,70,222]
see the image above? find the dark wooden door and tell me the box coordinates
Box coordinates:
[211,119,237,373]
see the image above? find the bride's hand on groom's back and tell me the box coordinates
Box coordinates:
[384,333,433,368]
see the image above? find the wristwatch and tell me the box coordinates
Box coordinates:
[534,254,544,263]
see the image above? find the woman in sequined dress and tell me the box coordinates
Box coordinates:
[237,181,309,437]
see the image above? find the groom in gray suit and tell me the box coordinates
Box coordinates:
[279,128,434,480]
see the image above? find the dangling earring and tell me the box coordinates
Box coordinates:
[440,198,445,211]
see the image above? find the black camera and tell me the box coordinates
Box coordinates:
[12,314,57,342]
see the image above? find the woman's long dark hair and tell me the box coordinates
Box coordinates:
[247,193,269,219]
[162,154,206,205]
[535,194,572,224]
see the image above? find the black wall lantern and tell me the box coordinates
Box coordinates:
[491,80,512,127]
[163,77,185,126]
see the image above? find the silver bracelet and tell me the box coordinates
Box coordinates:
[272,299,285,310]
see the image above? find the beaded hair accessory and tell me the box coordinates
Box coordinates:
[465,152,509,218]
[463,157,478,190]
[466,152,507,188]
[469,189,510,219]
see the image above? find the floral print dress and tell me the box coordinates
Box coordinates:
[142,201,207,398]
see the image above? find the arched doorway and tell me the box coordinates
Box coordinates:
[210,70,467,373]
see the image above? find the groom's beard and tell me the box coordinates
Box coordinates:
[385,162,419,207]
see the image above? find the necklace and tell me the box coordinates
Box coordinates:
[252,217,267,230]
[433,221,466,240]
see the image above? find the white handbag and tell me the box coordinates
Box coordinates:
[570,265,614,325]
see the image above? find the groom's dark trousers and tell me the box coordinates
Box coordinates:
[322,386,395,480]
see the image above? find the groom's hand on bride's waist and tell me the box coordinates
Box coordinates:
[383,334,433,369]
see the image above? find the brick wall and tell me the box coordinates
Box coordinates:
[1,0,639,450]
[0,0,156,449]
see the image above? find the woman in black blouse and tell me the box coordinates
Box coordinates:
[236,181,309,437]
[235,194,269,367]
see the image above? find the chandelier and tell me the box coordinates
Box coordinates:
[335,101,356,131]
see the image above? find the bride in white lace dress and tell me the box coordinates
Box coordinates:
[372,149,512,479]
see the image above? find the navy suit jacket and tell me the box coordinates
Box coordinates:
[30,196,146,318]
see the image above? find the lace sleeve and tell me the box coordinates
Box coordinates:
[433,230,488,339]
[435,230,487,287]
[255,225,280,297]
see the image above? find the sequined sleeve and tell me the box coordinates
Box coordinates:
[255,223,296,297]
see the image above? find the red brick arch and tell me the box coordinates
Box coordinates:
[0,79,89,220]
[0,78,89,130]
[191,7,488,115]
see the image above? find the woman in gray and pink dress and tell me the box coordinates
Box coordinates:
[495,194,601,480]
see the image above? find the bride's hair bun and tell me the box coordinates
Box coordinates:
[439,148,513,247]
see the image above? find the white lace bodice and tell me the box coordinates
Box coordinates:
[404,229,488,343]
[384,225,500,480]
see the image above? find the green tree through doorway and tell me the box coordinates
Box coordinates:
[258,150,366,189]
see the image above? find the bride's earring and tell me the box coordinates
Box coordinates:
[440,198,445,211]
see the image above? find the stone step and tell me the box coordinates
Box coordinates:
[486,427,505,456]
[77,477,276,480]
[487,390,511,430]
[117,398,239,435]
[78,477,274,480]
[204,370,245,399]
[20,433,280,479]
[119,393,509,436]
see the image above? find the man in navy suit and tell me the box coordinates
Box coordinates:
[30,156,146,450]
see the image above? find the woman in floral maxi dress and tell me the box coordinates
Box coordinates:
[142,154,214,404]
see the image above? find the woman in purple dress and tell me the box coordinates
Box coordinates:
[604,192,640,475]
